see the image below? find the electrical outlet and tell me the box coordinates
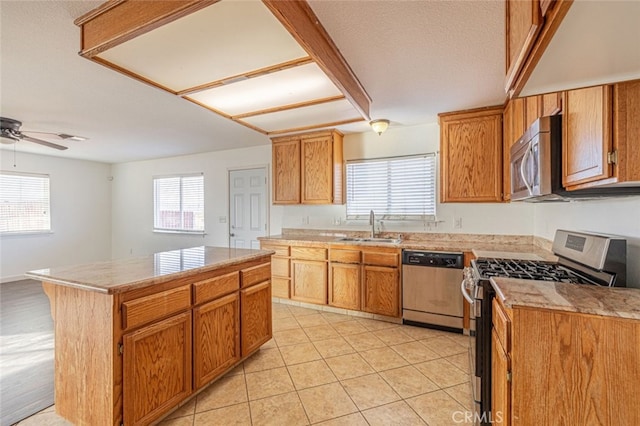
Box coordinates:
[219,216,227,223]
[454,217,463,229]
[333,217,341,225]
[301,216,309,225]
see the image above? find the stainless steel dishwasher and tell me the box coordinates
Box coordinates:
[402,250,464,332]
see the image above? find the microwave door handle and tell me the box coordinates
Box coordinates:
[520,141,534,195]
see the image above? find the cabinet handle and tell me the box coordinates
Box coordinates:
[507,371,512,382]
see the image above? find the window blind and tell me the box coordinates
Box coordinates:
[0,171,51,233]
[346,154,436,220]
[153,174,204,232]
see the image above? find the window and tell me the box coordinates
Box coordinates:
[153,174,204,233]
[0,171,51,233]
[346,154,436,220]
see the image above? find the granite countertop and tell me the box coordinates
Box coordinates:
[491,277,640,320]
[260,233,556,258]
[25,246,274,294]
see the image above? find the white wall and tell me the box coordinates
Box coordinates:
[282,123,535,236]
[110,144,281,259]
[0,151,112,282]
[534,197,640,288]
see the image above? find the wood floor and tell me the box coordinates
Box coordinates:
[0,279,54,426]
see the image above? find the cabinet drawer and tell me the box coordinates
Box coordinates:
[291,246,327,261]
[329,249,361,263]
[122,285,191,330]
[271,257,290,277]
[193,271,240,305]
[262,244,290,257]
[241,263,271,288]
[362,251,399,267]
[492,299,511,351]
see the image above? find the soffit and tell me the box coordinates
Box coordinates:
[77,0,369,136]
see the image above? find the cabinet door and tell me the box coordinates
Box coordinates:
[440,110,503,202]
[563,85,613,188]
[524,95,542,129]
[240,280,272,357]
[505,0,542,92]
[542,92,562,116]
[503,99,525,201]
[123,311,192,426]
[194,293,240,390]
[492,328,511,426]
[613,80,640,183]
[329,263,361,310]
[362,265,399,317]
[272,140,300,204]
[301,135,333,204]
[291,259,328,304]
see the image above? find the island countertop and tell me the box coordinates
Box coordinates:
[491,277,640,320]
[25,246,274,294]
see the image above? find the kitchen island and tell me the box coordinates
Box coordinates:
[26,246,274,426]
[490,277,640,424]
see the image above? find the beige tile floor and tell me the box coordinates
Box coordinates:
[18,302,473,426]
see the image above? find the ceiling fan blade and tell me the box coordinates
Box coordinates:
[21,135,68,150]
[22,131,87,141]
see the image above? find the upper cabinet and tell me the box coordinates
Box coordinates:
[504,0,574,97]
[562,85,613,188]
[271,130,344,205]
[505,0,542,94]
[563,81,640,190]
[439,106,504,203]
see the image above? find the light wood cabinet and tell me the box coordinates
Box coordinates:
[563,80,640,190]
[562,85,613,188]
[329,262,361,310]
[502,98,525,201]
[272,140,300,204]
[261,242,291,299]
[40,254,272,426]
[193,292,240,389]
[524,95,542,129]
[491,328,511,426]
[505,0,542,94]
[493,294,640,424]
[541,91,562,116]
[439,106,503,202]
[292,259,328,304]
[504,0,572,97]
[362,265,399,317]
[123,311,192,426]
[241,280,272,357]
[271,129,344,205]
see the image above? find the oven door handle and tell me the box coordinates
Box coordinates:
[461,278,475,305]
[520,141,534,195]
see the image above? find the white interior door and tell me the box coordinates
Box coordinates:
[229,168,268,249]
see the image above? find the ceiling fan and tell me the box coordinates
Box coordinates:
[0,117,87,151]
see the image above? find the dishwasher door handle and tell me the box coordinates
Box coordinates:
[461,278,475,305]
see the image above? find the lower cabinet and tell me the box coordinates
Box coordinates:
[362,265,400,317]
[123,311,193,426]
[193,293,240,389]
[292,259,328,304]
[491,328,511,426]
[241,280,272,357]
[328,262,361,310]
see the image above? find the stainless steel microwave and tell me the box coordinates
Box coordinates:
[510,115,565,201]
[510,115,640,201]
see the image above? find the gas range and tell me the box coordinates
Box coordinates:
[473,258,598,285]
[463,229,627,426]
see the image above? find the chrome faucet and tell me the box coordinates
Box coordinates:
[369,210,376,238]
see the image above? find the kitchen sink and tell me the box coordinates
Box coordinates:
[336,237,402,244]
